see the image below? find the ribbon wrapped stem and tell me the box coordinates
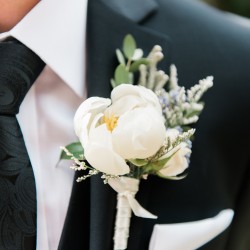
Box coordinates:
[114,192,134,250]
[109,177,157,250]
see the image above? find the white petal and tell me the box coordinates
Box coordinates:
[111,84,162,113]
[78,113,104,149]
[137,85,162,113]
[74,97,111,136]
[85,144,130,175]
[85,122,130,175]
[105,95,143,117]
[77,112,91,149]
[89,123,112,148]
[112,107,165,159]
[159,143,191,176]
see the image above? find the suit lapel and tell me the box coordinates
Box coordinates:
[101,0,158,23]
[87,0,171,98]
[60,0,172,249]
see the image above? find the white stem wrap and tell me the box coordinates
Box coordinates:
[109,177,157,250]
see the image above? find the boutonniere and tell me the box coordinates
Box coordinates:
[60,34,213,250]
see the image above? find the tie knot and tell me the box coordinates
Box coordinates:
[0,39,45,115]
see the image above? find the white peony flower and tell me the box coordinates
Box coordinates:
[158,128,191,177]
[74,84,166,176]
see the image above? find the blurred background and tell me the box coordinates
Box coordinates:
[203,0,250,18]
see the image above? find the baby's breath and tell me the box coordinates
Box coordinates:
[101,174,119,184]
[77,169,99,182]
[60,146,87,170]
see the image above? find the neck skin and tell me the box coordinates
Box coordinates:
[0,0,39,32]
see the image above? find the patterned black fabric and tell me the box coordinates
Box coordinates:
[0,39,45,250]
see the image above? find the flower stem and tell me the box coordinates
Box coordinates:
[113,194,133,250]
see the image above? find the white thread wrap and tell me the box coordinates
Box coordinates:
[109,177,157,250]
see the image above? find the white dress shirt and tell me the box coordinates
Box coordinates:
[1,0,88,249]
[0,0,234,249]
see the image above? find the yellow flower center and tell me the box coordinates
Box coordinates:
[103,114,119,132]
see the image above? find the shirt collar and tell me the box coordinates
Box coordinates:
[0,0,88,98]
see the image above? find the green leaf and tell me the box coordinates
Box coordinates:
[156,172,187,180]
[114,64,131,84]
[110,78,117,88]
[129,158,149,167]
[123,34,136,59]
[129,58,149,72]
[60,142,84,160]
[144,157,170,172]
[142,150,178,173]
[116,49,126,65]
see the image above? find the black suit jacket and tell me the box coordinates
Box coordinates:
[58,0,250,249]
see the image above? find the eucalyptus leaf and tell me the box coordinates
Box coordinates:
[116,49,126,65]
[123,34,136,59]
[114,64,131,84]
[129,58,149,72]
[110,78,117,88]
[129,158,148,167]
[60,142,84,160]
